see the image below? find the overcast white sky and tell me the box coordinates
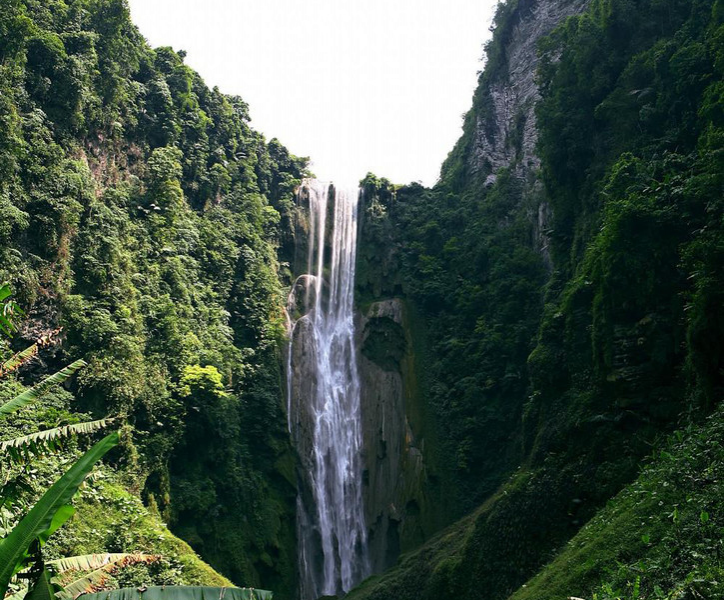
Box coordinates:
[126,0,498,187]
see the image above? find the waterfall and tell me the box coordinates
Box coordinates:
[287,180,370,599]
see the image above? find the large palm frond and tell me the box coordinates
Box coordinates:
[55,555,160,600]
[49,554,157,573]
[1,345,39,379]
[0,433,119,597]
[77,587,272,600]
[0,419,113,462]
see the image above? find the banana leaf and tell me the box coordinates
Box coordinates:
[56,555,160,600]
[0,432,119,596]
[1,344,39,377]
[49,554,158,573]
[3,588,28,600]
[56,567,113,600]
[7,555,158,600]
[0,360,87,417]
[78,587,273,600]
[25,568,61,600]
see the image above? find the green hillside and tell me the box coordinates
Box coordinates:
[0,0,305,596]
[1,0,723,599]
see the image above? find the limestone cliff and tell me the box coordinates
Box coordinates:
[357,298,445,573]
[286,184,447,585]
[450,0,591,267]
[469,0,590,180]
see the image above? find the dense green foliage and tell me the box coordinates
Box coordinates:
[359,167,548,512]
[1,0,722,597]
[0,0,306,595]
[352,0,724,597]
[509,405,724,600]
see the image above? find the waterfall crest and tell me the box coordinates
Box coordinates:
[287,180,370,599]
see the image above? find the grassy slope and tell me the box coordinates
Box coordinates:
[509,409,724,600]
[350,407,724,600]
[346,464,588,600]
[45,471,234,588]
[346,508,476,600]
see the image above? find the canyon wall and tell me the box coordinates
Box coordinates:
[348,0,724,598]
[287,183,447,584]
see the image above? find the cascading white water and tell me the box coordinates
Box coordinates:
[287,180,369,599]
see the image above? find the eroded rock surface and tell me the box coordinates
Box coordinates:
[357,299,434,573]
[470,0,590,178]
[469,0,591,266]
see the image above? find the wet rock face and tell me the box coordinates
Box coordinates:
[288,315,318,476]
[288,274,318,320]
[361,302,406,372]
[357,299,430,573]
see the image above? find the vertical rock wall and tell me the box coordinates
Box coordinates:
[287,185,445,581]
[470,0,590,179]
[357,299,439,573]
[466,0,590,267]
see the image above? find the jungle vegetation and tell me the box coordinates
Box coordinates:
[0,0,306,596]
[350,0,724,597]
[1,0,723,598]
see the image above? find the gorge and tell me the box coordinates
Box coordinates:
[0,0,723,600]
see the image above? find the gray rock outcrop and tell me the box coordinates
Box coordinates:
[468,0,591,265]
[357,299,434,573]
[470,0,590,178]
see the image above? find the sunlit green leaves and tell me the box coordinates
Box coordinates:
[0,283,22,336]
[0,433,119,597]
